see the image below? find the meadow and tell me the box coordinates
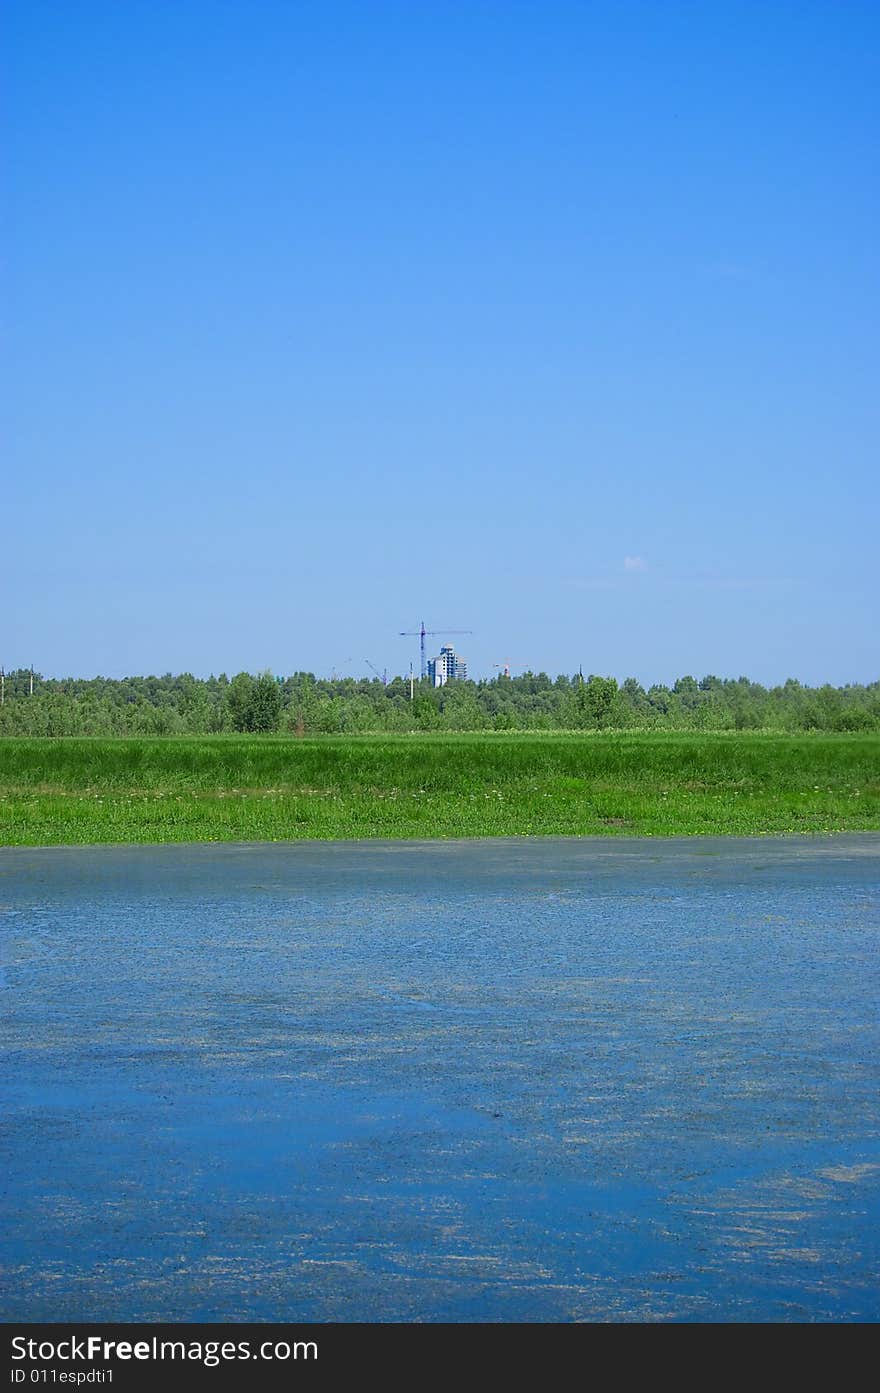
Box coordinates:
[1,731,878,845]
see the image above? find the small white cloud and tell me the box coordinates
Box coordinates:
[624,556,647,571]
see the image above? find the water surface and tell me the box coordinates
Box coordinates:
[1,836,878,1321]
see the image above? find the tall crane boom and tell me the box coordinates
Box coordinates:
[399,620,473,680]
[365,659,388,686]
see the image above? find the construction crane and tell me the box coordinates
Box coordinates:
[399,621,473,680]
[493,658,527,679]
[365,659,388,686]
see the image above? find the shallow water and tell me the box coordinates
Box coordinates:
[1,835,878,1322]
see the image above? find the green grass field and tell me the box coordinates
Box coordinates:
[1,732,878,845]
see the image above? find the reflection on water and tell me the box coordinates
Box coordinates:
[1,836,878,1321]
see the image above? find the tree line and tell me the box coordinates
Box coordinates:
[0,668,877,736]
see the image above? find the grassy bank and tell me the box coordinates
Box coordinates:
[1,732,878,845]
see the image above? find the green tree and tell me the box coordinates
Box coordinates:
[226,673,256,732]
[578,675,619,728]
[247,672,282,733]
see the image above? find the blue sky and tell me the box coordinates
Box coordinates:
[5,1,878,684]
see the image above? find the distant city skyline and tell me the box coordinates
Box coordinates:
[5,2,877,687]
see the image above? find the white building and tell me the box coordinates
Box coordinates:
[427,644,468,687]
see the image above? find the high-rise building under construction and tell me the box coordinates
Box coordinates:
[427,644,467,687]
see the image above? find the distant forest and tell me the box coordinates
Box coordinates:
[0,669,878,735]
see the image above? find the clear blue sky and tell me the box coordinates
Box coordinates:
[5,1,878,685]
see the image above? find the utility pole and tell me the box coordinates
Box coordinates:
[409,663,414,701]
[0,668,4,706]
[29,667,34,697]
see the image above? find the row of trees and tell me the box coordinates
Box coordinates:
[0,668,878,736]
